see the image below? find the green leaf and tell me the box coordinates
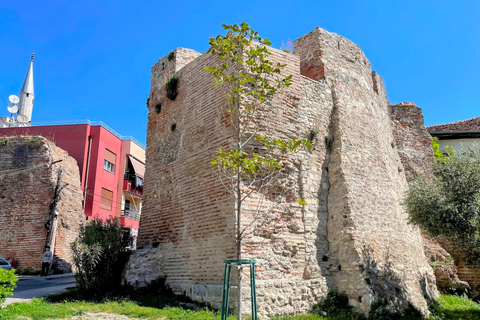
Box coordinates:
[298,197,307,205]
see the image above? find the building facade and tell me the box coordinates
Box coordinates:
[428,117,480,153]
[0,121,145,230]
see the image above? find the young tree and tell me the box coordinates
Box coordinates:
[406,145,480,266]
[205,22,310,318]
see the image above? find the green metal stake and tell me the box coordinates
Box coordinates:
[221,259,257,320]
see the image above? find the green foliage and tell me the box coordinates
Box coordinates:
[407,146,480,265]
[167,51,175,61]
[368,300,422,320]
[155,102,162,113]
[205,22,309,227]
[432,137,456,162]
[313,291,365,320]
[0,138,9,146]
[1,293,480,319]
[71,216,133,300]
[165,75,179,100]
[210,136,311,179]
[15,268,41,276]
[0,268,17,304]
[205,22,293,108]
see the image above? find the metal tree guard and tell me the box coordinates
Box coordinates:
[221,259,257,320]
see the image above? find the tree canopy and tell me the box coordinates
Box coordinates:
[406,144,480,265]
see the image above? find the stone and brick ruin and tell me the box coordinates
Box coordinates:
[0,136,84,272]
[124,27,440,316]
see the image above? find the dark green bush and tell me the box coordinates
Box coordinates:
[15,268,41,276]
[0,268,17,304]
[368,300,423,320]
[165,76,179,101]
[71,216,132,300]
[313,291,366,320]
[155,102,162,113]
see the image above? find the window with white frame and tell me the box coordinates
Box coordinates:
[104,149,116,173]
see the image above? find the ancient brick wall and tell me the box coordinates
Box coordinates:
[130,28,438,317]
[135,48,238,306]
[389,102,434,182]
[0,136,84,272]
[293,27,437,314]
[389,104,480,295]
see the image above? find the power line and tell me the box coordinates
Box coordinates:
[0,92,9,106]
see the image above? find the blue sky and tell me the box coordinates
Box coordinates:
[0,1,479,144]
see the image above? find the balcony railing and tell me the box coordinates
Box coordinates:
[121,209,141,221]
[123,180,143,197]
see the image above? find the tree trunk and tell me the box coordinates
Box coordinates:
[236,92,243,320]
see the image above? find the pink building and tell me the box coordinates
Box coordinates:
[0,121,145,230]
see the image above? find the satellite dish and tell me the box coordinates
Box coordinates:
[17,114,28,123]
[8,95,19,104]
[7,104,18,114]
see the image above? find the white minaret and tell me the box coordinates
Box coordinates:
[17,52,34,123]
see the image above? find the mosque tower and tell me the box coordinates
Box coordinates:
[17,52,34,123]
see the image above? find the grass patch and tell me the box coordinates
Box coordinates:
[431,295,480,320]
[1,294,480,319]
[0,298,235,320]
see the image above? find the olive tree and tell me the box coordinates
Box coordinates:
[205,22,310,318]
[406,144,480,265]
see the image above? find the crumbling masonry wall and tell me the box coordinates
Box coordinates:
[390,103,480,295]
[129,28,438,316]
[0,136,84,272]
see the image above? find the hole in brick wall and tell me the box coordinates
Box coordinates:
[322,255,329,262]
[338,264,342,271]
[155,103,162,114]
[162,62,165,70]
[152,242,160,248]
[171,123,176,132]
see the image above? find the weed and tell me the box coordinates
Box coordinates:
[324,136,332,149]
[155,102,162,113]
[165,76,179,100]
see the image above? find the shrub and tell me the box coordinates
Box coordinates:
[313,291,365,320]
[15,268,41,276]
[71,216,132,300]
[0,268,17,304]
[407,146,480,266]
[155,102,162,113]
[165,76,179,101]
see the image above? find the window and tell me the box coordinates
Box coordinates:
[104,160,115,173]
[100,188,113,210]
[104,149,116,173]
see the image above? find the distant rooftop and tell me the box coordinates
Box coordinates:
[427,117,480,133]
[29,119,146,149]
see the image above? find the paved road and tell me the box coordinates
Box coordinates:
[4,273,76,306]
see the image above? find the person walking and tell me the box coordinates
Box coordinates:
[41,246,53,276]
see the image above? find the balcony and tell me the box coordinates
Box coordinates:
[121,208,141,221]
[123,178,143,197]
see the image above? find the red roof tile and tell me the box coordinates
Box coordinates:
[427,117,480,132]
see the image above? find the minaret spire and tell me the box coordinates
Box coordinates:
[17,52,35,123]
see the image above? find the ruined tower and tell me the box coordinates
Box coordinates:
[125,28,438,317]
